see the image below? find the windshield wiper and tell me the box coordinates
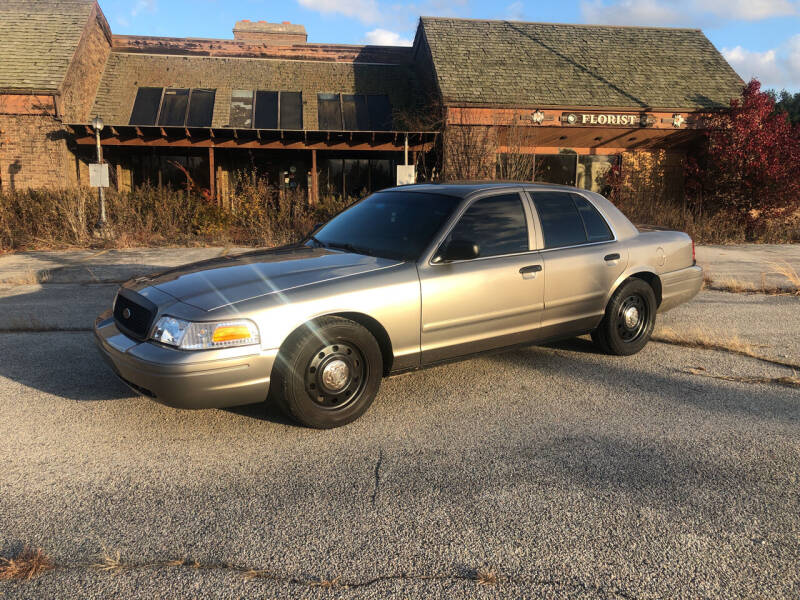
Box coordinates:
[307,235,327,248]
[326,241,375,256]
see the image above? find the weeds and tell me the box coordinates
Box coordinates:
[683,366,800,388]
[0,547,54,581]
[653,326,800,369]
[704,268,800,296]
[475,567,499,585]
[0,269,50,286]
[0,178,353,252]
[92,547,125,573]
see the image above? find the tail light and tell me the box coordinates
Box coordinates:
[691,238,696,265]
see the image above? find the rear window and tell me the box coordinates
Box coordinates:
[532,192,587,249]
[573,195,613,242]
[532,192,613,248]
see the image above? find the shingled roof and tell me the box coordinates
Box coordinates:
[0,0,95,92]
[91,52,418,129]
[418,17,744,110]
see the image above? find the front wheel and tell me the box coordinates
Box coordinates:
[271,316,383,429]
[591,278,657,356]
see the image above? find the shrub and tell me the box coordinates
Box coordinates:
[0,176,354,252]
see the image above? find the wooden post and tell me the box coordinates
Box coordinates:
[311,149,319,204]
[208,147,217,204]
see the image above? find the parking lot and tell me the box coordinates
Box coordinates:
[0,246,798,599]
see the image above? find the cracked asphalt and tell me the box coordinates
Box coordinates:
[0,247,798,599]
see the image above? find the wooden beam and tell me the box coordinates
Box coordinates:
[72,135,428,151]
[208,147,216,204]
[311,149,318,205]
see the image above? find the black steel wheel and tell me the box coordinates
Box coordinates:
[271,316,383,428]
[591,278,657,356]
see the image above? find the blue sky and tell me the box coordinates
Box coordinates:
[100,0,800,92]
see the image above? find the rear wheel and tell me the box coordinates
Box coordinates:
[271,316,383,429]
[591,278,657,356]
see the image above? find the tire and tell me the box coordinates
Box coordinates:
[591,278,657,356]
[270,316,383,429]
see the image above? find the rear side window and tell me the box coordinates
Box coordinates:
[573,195,613,242]
[532,192,587,248]
[446,193,529,258]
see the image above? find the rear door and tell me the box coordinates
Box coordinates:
[528,191,628,335]
[418,192,545,364]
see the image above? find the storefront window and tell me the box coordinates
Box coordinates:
[319,157,397,198]
[535,153,577,186]
[577,155,619,194]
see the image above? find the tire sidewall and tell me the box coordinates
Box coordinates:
[604,279,657,356]
[282,320,383,428]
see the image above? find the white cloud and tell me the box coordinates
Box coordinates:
[580,0,682,25]
[696,0,796,20]
[130,0,156,18]
[580,0,797,25]
[296,0,381,24]
[723,35,800,89]
[364,28,413,45]
[504,1,525,20]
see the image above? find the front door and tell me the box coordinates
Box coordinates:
[419,192,545,364]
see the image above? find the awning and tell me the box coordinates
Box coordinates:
[68,125,438,152]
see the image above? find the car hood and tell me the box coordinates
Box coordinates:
[124,246,404,311]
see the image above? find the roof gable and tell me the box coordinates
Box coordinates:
[419,17,744,110]
[0,0,95,93]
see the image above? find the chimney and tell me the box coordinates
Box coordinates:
[233,20,307,44]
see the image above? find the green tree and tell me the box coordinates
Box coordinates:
[770,89,800,124]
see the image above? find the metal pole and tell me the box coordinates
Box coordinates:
[95,127,106,228]
[404,134,409,166]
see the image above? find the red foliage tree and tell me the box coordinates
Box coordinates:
[687,79,800,226]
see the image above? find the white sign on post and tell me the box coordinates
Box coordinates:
[89,163,109,188]
[396,165,416,186]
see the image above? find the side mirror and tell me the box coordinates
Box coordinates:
[439,239,479,262]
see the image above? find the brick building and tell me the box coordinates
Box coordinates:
[0,1,743,201]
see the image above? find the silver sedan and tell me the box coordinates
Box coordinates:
[95,183,703,428]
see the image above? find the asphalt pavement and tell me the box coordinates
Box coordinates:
[0,246,798,599]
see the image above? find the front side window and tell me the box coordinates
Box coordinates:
[445,194,529,258]
[532,192,613,248]
[313,191,461,261]
[129,88,216,127]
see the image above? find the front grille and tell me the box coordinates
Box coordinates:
[113,291,157,340]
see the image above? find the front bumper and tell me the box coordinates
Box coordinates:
[94,312,278,409]
[658,265,704,313]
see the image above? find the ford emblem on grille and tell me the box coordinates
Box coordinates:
[122,308,132,319]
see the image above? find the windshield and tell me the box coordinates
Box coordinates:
[310,191,461,261]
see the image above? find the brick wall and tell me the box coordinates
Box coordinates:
[0,113,78,190]
[59,5,112,124]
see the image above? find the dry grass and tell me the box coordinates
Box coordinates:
[0,269,50,286]
[766,260,800,294]
[653,326,800,369]
[475,567,499,586]
[684,366,800,388]
[309,576,342,588]
[704,271,800,296]
[91,547,126,573]
[0,178,353,252]
[0,547,55,581]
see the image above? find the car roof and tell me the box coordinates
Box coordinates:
[381,182,586,199]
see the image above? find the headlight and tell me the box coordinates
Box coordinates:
[151,316,260,350]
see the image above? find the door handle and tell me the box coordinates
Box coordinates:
[604,253,621,262]
[519,265,543,278]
